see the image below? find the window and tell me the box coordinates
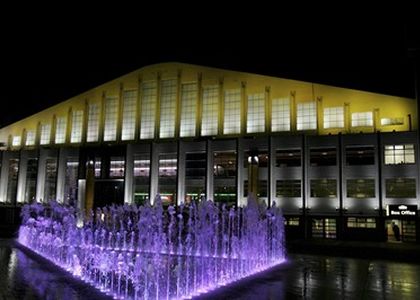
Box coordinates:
[276,180,301,197]
[297,102,316,130]
[223,89,241,134]
[385,178,416,198]
[158,154,177,205]
[243,180,267,197]
[140,81,157,139]
[285,217,300,226]
[381,117,404,126]
[346,146,375,165]
[6,159,19,203]
[109,157,125,178]
[55,117,67,144]
[275,149,301,167]
[347,179,375,198]
[121,90,137,141]
[310,179,337,197]
[324,107,344,129]
[351,112,373,127]
[64,158,79,205]
[71,110,84,143]
[347,217,376,228]
[12,136,21,146]
[214,151,236,205]
[310,148,336,166]
[25,130,36,146]
[87,103,100,142]
[44,158,57,202]
[159,80,177,138]
[244,151,268,168]
[94,158,101,178]
[384,144,415,165]
[133,154,150,205]
[104,96,118,141]
[180,83,197,137]
[40,124,51,145]
[312,218,336,239]
[24,158,38,203]
[185,152,206,203]
[201,85,219,136]
[271,98,290,132]
[247,93,265,133]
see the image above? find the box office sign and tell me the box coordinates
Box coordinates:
[387,204,418,216]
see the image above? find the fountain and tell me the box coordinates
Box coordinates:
[17,196,286,299]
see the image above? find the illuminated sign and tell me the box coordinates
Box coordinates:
[387,204,417,216]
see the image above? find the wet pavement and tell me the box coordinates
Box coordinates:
[1,238,420,299]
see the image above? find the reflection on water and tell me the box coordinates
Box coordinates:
[1,239,420,300]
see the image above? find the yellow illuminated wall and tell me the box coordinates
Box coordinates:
[0,62,416,149]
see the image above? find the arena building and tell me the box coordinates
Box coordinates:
[0,62,418,242]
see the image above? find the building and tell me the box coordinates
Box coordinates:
[0,62,418,242]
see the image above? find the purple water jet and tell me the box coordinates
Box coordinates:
[18,196,286,299]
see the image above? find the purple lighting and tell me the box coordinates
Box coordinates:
[18,196,286,299]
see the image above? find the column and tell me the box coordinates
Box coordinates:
[124,144,134,204]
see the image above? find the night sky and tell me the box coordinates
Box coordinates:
[1,17,418,128]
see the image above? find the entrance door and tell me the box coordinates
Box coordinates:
[94,179,124,208]
[386,219,402,242]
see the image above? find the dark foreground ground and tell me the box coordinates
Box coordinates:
[1,238,420,300]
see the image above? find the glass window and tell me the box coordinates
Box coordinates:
[384,144,415,165]
[346,146,375,165]
[71,110,84,143]
[140,81,157,139]
[104,96,118,141]
[324,106,344,129]
[44,158,57,202]
[243,180,267,197]
[223,89,241,134]
[55,117,67,144]
[6,159,19,203]
[285,217,300,226]
[276,180,301,197]
[25,130,36,146]
[214,151,236,205]
[109,156,125,178]
[24,158,38,203]
[180,83,197,137]
[185,152,206,203]
[271,98,290,132]
[347,217,376,228]
[247,93,265,133]
[87,103,100,142]
[94,157,101,178]
[351,112,373,127]
[12,136,21,146]
[347,179,375,198]
[297,102,316,130]
[275,149,301,167]
[310,179,337,197]
[40,124,51,145]
[159,80,177,138]
[310,148,336,166]
[381,117,404,126]
[244,151,268,168]
[201,85,219,136]
[133,154,150,205]
[158,154,177,205]
[121,90,137,141]
[64,158,79,205]
[312,218,336,239]
[385,178,416,198]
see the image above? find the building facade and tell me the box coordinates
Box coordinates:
[0,62,418,242]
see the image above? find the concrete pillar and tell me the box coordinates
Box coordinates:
[237,138,244,207]
[177,141,186,206]
[56,148,67,204]
[124,144,134,204]
[85,159,95,214]
[149,142,159,205]
[0,151,12,203]
[247,148,260,205]
[16,150,28,204]
[35,149,47,202]
[206,140,213,201]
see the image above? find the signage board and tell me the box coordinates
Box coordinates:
[387,204,417,216]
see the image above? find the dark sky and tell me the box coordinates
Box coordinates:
[1,16,418,128]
